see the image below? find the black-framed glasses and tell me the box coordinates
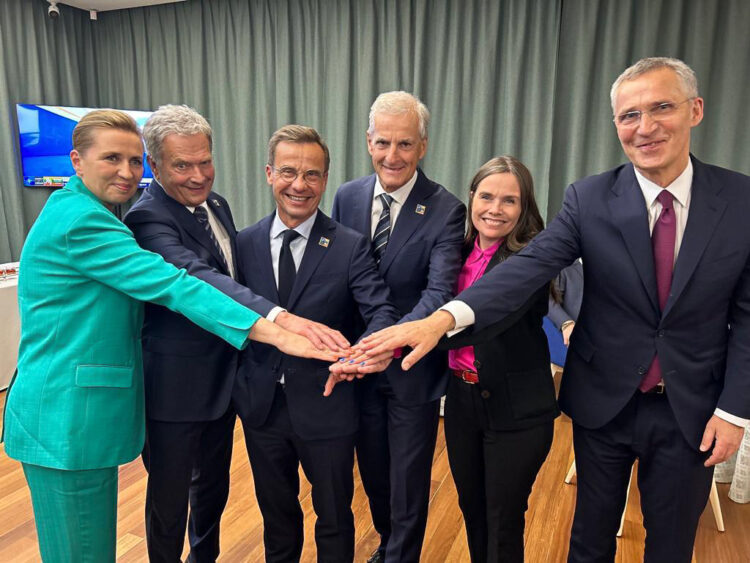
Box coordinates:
[273,166,325,186]
[613,98,694,127]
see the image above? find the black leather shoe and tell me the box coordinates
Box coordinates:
[367,548,385,563]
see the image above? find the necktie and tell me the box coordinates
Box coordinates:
[193,206,229,272]
[639,190,676,392]
[278,229,300,307]
[372,193,394,263]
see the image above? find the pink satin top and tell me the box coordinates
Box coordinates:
[448,238,501,373]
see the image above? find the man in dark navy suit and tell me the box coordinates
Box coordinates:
[331,91,465,563]
[354,59,750,562]
[234,125,400,562]
[125,106,348,563]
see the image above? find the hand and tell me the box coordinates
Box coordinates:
[358,310,456,371]
[329,349,394,377]
[275,311,350,352]
[699,415,746,467]
[562,321,575,347]
[248,318,340,363]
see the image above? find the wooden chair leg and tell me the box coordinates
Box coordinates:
[617,465,635,537]
[565,459,577,484]
[709,478,725,532]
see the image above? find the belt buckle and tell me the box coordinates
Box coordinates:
[461,370,477,384]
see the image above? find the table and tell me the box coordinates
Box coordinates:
[0,273,20,390]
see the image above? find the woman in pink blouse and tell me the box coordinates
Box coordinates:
[442,156,560,562]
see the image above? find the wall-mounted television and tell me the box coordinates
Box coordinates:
[15,104,153,188]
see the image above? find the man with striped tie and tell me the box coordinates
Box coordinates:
[124,105,348,563]
[332,91,465,563]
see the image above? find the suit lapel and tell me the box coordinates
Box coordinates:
[607,166,659,315]
[379,172,435,274]
[151,181,229,273]
[286,213,335,309]
[351,177,376,238]
[663,159,727,319]
[252,215,280,302]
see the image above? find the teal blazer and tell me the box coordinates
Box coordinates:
[3,176,260,470]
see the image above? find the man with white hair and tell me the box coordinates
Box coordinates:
[352,59,750,562]
[332,91,465,562]
[125,105,348,562]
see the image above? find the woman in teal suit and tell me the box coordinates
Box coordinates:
[2,110,334,562]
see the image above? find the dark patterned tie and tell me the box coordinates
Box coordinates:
[639,190,676,392]
[193,206,229,272]
[278,229,301,307]
[372,193,394,264]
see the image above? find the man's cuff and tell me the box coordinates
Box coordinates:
[440,300,475,337]
[715,408,750,429]
[267,306,285,323]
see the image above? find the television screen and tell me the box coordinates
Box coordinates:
[16,104,154,188]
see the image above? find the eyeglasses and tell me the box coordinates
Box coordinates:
[273,166,325,186]
[613,98,694,127]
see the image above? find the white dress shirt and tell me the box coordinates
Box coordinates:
[269,211,317,288]
[370,171,419,238]
[441,161,748,428]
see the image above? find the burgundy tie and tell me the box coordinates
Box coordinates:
[639,190,676,392]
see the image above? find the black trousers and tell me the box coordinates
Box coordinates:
[355,376,440,563]
[568,391,714,563]
[142,408,235,563]
[444,376,554,563]
[242,385,355,563]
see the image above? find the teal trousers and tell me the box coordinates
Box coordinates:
[22,463,118,563]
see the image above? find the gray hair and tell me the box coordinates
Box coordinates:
[367,91,430,140]
[143,104,212,165]
[610,57,699,112]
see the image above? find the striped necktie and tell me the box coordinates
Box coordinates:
[372,193,394,263]
[193,206,229,272]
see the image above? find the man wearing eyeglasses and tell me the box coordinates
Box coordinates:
[347,59,750,562]
[233,125,401,562]
[124,107,349,563]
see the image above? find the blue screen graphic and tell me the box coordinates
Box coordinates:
[16,104,153,188]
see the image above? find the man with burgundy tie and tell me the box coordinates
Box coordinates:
[350,58,750,562]
[124,106,348,562]
[233,125,400,561]
[331,91,465,562]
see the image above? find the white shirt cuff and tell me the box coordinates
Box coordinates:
[440,300,475,337]
[267,306,285,323]
[715,408,750,429]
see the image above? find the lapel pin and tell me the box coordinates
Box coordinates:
[212,199,221,207]
[415,204,426,215]
[319,237,330,248]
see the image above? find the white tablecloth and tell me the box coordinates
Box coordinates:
[715,427,750,503]
[0,275,20,390]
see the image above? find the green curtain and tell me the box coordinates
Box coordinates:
[1,0,748,262]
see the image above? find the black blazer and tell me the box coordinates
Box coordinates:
[441,249,560,431]
[124,181,276,422]
[234,211,401,440]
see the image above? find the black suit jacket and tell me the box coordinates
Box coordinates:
[456,157,750,447]
[332,169,466,404]
[124,181,276,422]
[442,250,559,430]
[234,211,401,440]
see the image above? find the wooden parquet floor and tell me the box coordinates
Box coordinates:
[1,388,749,562]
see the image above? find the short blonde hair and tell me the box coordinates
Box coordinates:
[72,109,141,154]
[267,124,331,172]
[367,91,430,140]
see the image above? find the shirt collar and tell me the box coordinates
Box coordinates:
[270,210,318,240]
[373,170,419,206]
[635,160,693,209]
[467,237,501,263]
